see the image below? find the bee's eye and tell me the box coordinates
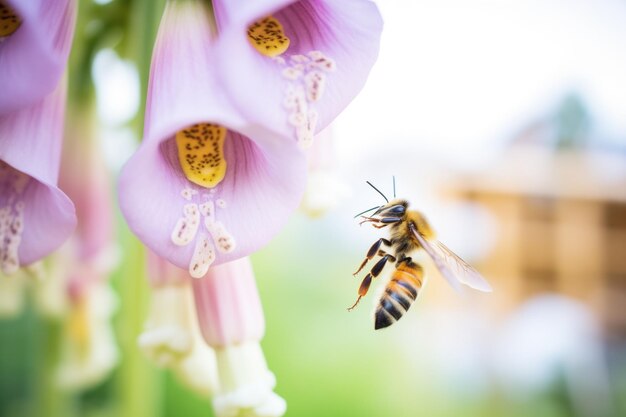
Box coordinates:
[388,205,405,214]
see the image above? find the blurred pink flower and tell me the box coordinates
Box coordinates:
[39,110,121,391]
[193,257,285,417]
[59,111,118,297]
[0,0,76,115]
[118,0,308,278]
[0,78,76,274]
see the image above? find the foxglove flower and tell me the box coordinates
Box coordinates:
[139,250,219,397]
[59,110,120,291]
[193,257,285,417]
[0,79,76,275]
[212,0,382,148]
[33,114,119,318]
[118,0,307,278]
[51,114,119,390]
[0,0,76,114]
[50,241,119,391]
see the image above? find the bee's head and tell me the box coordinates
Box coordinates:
[354,179,407,219]
[372,199,408,218]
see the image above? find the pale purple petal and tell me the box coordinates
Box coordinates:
[212,0,294,28]
[0,0,76,115]
[118,1,307,274]
[213,0,382,145]
[0,79,76,268]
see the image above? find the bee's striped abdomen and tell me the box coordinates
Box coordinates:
[374,261,424,330]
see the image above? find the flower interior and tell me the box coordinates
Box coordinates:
[0,1,21,38]
[0,161,29,275]
[176,123,227,188]
[246,11,337,149]
[246,16,290,57]
[170,126,237,278]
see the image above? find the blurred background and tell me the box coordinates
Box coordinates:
[2,0,626,416]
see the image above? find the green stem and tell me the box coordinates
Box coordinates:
[34,316,75,417]
[129,0,166,134]
[113,232,160,417]
[113,0,166,416]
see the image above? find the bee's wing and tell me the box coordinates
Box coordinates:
[410,224,492,293]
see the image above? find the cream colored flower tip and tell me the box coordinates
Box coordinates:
[213,342,286,417]
[55,281,119,391]
[138,282,219,396]
[138,284,194,366]
[172,338,219,398]
[300,170,350,218]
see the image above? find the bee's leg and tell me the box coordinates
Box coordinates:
[348,273,372,311]
[353,238,392,275]
[359,216,402,227]
[370,253,397,278]
[348,254,397,311]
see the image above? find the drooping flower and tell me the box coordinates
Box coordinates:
[32,110,119,318]
[138,250,218,397]
[0,78,76,275]
[58,106,119,291]
[118,0,307,278]
[212,0,383,148]
[50,108,120,390]
[0,0,76,115]
[193,257,285,417]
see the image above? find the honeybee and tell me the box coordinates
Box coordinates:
[349,180,492,329]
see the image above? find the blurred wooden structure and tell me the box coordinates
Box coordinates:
[444,145,626,340]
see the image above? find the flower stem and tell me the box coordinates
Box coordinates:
[34,316,75,417]
[129,0,166,134]
[114,231,161,417]
[113,0,166,415]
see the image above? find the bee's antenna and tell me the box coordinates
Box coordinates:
[366,181,389,203]
[353,205,381,219]
[392,176,396,199]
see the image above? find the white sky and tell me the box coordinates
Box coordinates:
[335,0,626,167]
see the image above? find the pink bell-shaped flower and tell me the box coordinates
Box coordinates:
[118,0,307,278]
[193,257,285,417]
